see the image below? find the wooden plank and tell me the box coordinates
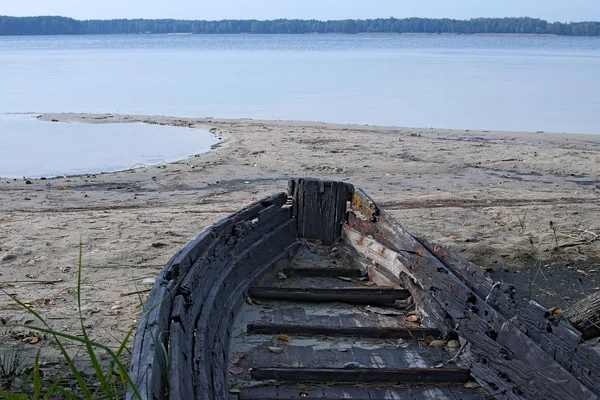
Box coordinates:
[414,237,517,320]
[517,300,600,395]
[129,192,290,398]
[248,287,410,304]
[354,192,600,397]
[291,178,353,245]
[240,397,372,400]
[167,320,194,400]
[349,190,517,319]
[211,242,301,400]
[281,266,363,278]
[251,367,472,383]
[344,190,599,399]
[343,215,418,283]
[341,228,451,333]
[193,220,299,399]
[247,323,441,340]
[240,384,485,400]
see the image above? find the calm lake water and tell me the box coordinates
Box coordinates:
[0,34,599,177]
[0,114,215,178]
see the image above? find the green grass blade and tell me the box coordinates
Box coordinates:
[40,380,79,400]
[4,324,142,400]
[2,292,93,399]
[0,390,28,400]
[42,370,74,400]
[116,327,133,359]
[113,327,135,391]
[33,348,41,400]
[76,242,111,397]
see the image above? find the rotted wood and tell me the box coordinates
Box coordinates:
[517,300,600,395]
[192,221,299,399]
[350,189,600,398]
[247,323,442,339]
[281,266,363,278]
[239,384,485,400]
[415,237,518,319]
[251,367,472,383]
[248,286,410,304]
[128,192,294,399]
[240,397,373,400]
[212,243,301,400]
[563,289,600,340]
[341,227,452,334]
[347,211,517,319]
[128,242,195,400]
[344,190,598,399]
[290,178,354,245]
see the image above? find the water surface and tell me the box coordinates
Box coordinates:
[0,114,216,178]
[1,34,599,134]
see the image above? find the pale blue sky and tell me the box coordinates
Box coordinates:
[2,0,599,22]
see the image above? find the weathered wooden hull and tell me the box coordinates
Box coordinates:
[129,179,600,400]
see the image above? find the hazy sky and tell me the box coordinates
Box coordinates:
[3,0,599,22]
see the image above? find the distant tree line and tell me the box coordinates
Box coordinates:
[1,16,599,36]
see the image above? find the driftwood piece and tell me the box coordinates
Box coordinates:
[290,178,353,245]
[563,289,600,340]
[251,367,472,383]
[248,286,410,304]
[247,323,442,339]
[344,188,597,399]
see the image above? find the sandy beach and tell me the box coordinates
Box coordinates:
[1,113,599,369]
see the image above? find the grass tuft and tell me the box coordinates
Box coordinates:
[1,242,142,399]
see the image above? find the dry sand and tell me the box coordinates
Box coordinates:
[1,113,599,369]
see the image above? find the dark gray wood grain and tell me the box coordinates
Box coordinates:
[251,367,472,383]
[291,178,353,245]
[128,191,295,399]
[344,188,598,400]
[281,266,363,278]
[517,300,600,395]
[193,220,298,399]
[247,323,441,339]
[248,286,410,304]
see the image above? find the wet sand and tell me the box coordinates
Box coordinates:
[1,112,599,363]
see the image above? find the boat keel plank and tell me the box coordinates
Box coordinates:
[247,323,442,340]
[281,266,364,278]
[238,383,484,400]
[250,367,472,383]
[248,287,410,304]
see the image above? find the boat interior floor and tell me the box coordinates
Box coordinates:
[228,240,487,400]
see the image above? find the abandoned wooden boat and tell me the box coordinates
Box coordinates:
[129,178,600,400]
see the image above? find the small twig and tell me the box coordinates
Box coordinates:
[121,289,151,297]
[0,279,63,285]
[578,229,599,238]
[559,237,598,249]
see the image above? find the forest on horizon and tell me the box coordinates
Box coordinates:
[1,16,599,36]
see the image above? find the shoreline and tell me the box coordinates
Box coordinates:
[1,112,599,366]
